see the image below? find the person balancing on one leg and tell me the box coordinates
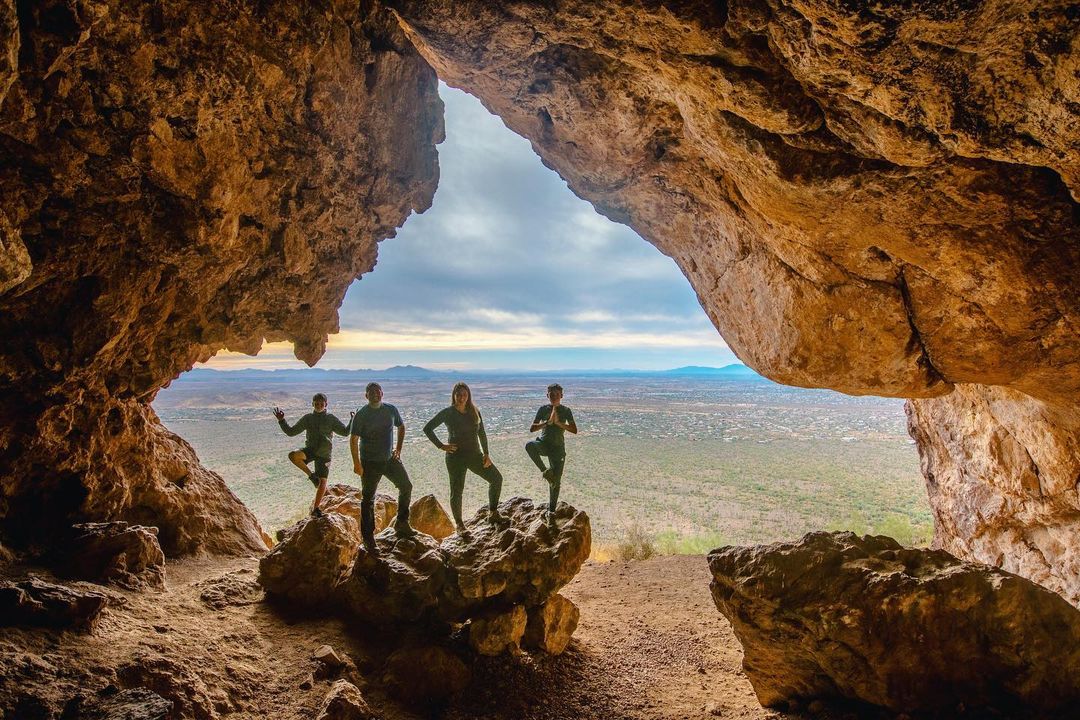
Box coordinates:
[273,393,350,518]
[526,383,577,523]
[350,382,417,553]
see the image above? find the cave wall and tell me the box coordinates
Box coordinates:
[1,0,1078,603]
[382,0,1080,596]
[0,0,442,554]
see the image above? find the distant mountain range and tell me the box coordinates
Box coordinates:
[183,364,763,380]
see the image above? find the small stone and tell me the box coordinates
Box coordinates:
[299,674,314,690]
[313,644,345,670]
[315,680,373,720]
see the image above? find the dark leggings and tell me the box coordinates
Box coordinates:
[446,451,503,525]
[525,439,565,511]
[360,457,412,541]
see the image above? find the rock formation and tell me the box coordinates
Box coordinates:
[316,680,373,720]
[709,532,1080,716]
[522,593,579,656]
[382,645,471,706]
[0,577,108,629]
[58,521,165,589]
[0,0,442,556]
[261,498,590,644]
[383,0,1080,601]
[0,0,1076,661]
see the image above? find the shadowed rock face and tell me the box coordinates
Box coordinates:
[384,0,1080,599]
[0,0,442,553]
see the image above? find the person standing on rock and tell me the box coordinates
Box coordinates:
[273,393,350,518]
[423,382,508,533]
[350,382,416,550]
[526,383,577,522]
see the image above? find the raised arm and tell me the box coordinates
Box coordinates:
[278,413,306,437]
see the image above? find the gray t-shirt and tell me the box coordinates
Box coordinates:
[351,403,403,462]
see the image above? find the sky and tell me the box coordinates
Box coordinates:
[205,85,738,372]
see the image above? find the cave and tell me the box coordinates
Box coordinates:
[2,0,1078,717]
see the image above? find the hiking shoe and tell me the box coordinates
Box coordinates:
[310,507,323,518]
[394,522,418,539]
[455,521,468,534]
[488,509,510,527]
[362,536,378,555]
[546,511,557,528]
[541,468,556,483]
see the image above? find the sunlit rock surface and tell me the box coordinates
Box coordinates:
[0,0,442,555]
[908,387,1080,605]
[384,0,1080,599]
[260,498,591,638]
[709,532,1080,716]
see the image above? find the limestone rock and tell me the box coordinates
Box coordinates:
[708,531,1080,716]
[60,521,165,590]
[316,680,373,720]
[468,605,527,656]
[0,0,441,556]
[342,531,448,626]
[523,594,579,655]
[382,646,470,706]
[441,498,591,616]
[0,577,108,629]
[908,386,1080,605]
[259,513,360,606]
[323,485,397,533]
[408,493,455,540]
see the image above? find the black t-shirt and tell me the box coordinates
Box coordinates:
[533,404,575,449]
[423,406,489,456]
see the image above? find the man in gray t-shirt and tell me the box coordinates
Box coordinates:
[350,382,416,551]
[526,383,578,521]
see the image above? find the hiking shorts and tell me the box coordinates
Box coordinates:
[300,448,330,482]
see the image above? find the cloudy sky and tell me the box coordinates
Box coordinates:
[206,85,738,371]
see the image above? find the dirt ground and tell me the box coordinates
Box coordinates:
[0,554,858,720]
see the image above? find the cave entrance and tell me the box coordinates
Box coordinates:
[154,84,930,556]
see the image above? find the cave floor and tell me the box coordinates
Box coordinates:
[0,555,848,719]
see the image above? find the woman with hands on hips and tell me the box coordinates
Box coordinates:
[423,382,508,533]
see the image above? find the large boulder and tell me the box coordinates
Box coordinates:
[440,498,591,618]
[59,521,165,589]
[264,498,590,650]
[709,531,1080,716]
[258,513,360,606]
[342,531,449,627]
